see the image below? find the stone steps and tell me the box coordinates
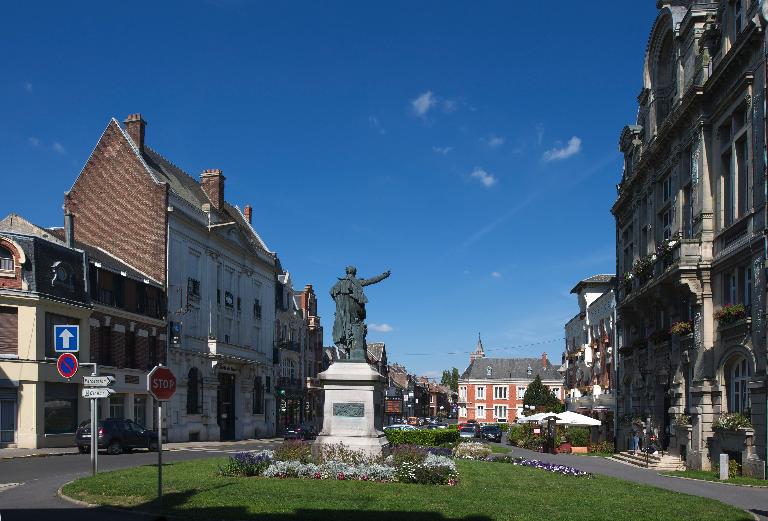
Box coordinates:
[610,451,686,471]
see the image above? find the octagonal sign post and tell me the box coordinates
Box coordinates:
[147,364,176,510]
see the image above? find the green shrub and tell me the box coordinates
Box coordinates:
[385,428,460,446]
[565,427,589,447]
[713,459,741,479]
[589,440,614,454]
[274,440,312,463]
[497,423,509,432]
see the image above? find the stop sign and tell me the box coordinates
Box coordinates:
[147,365,177,401]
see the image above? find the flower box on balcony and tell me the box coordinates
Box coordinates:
[717,316,751,333]
[714,303,746,326]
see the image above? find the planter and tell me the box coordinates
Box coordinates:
[556,443,572,454]
[570,446,588,454]
[715,427,754,453]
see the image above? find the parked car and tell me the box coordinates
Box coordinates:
[425,423,448,430]
[383,424,417,431]
[481,424,502,443]
[76,418,158,455]
[407,416,419,426]
[283,424,317,440]
[459,425,479,439]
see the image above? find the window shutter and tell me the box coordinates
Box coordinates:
[0,307,18,355]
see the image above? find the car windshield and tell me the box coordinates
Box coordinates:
[460,427,475,433]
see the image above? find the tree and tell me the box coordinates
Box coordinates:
[450,367,460,393]
[522,375,564,415]
[440,370,451,387]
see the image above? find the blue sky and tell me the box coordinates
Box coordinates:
[1,2,658,377]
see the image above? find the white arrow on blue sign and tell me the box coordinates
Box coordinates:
[54,325,79,353]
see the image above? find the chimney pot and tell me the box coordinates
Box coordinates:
[200,169,225,210]
[542,352,548,368]
[123,113,147,152]
[64,212,74,247]
[244,204,253,224]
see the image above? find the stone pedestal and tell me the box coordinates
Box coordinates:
[312,361,389,458]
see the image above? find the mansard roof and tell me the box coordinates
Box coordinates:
[461,357,562,382]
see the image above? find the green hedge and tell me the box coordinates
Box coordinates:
[385,429,460,446]
[565,427,590,447]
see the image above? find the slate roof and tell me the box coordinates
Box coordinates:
[141,146,273,256]
[461,357,563,382]
[367,342,386,364]
[570,274,615,294]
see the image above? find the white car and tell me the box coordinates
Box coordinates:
[383,424,417,431]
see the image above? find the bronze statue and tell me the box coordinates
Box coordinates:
[330,266,390,361]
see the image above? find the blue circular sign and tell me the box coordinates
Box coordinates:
[57,353,78,379]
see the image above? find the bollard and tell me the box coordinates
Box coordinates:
[719,453,729,480]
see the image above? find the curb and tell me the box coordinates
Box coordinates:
[56,481,98,508]
[660,472,768,489]
[2,450,80,460]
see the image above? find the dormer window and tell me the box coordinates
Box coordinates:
[527,364,533,376]
[0,246,13,272]
[486,365,492,377]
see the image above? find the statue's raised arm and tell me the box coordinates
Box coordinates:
[361,269,391,287]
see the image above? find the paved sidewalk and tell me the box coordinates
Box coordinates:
[505,445,768,520]
[0,437,281,460]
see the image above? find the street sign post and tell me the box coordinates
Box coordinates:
[54,325,79,352]
[147,364,176,509]
[56,353,79,379]
[82,387,115,399]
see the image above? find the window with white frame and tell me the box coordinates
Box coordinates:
[493,385,507,400]
[516,386,527,400]
[549,387,560,399]
[728,356,751,413]
[475,385,485,400]
[494,405,507,420]
[459,406,467,418]
[459,386,467,401]
[476,405,485,420]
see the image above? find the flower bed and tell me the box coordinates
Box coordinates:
[488,455,591,478]
[452,442,492,460]
[714,304,746,325]
[221,443,459,485]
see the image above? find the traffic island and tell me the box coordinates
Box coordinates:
[60,455,753,521]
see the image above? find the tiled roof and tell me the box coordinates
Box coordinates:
[461,357,563,382]
[570,274,615,294]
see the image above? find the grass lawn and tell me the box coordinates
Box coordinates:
[488,444,511,453]
[663,469,768,487]
[61,458,752,521]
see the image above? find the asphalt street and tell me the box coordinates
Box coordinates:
[0,441,278,521]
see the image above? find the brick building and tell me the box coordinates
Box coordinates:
[63,113,277,441]
[458,336,564,423]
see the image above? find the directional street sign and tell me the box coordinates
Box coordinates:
[83,376,116,387]
[54,325,79,353]
[82,387,115,399]
[57,353,79,379]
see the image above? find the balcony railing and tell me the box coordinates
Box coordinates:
[619,238,701,301]
[275,340,301,352]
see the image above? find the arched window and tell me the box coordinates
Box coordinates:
[186,368,201,414]
[727,356,751,413]
[653,32,676,124]
[0,246,13,272]
[252,376,264,415]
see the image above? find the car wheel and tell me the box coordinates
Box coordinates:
[78,445,89,454]
[107,440,123,455]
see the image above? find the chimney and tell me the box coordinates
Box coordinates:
[244,204,252,224]
[200,169,225,210]
[64,212,74,247]
[123,113,146,152]
[542,352,548,368]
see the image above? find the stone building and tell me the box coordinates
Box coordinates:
[274,269,306,432]
[458,336,563,423]
[0,215,92,448]
[613,1,767,476]
[63,113,277,442]
[298,283,323,430]
[563,275,617,441]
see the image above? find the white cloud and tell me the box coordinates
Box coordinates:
[369,115,386,135]
[411,91,436,117]
[28,137,40,147]
[470,167,497,188]
[432,146,453,155]
[442,99,458,113]
[369,323,394,333]
[24,82,32,93]
[542,136,582,161]
[52,141,66,154]
[487,134,505,148]
[491,271,502,278]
